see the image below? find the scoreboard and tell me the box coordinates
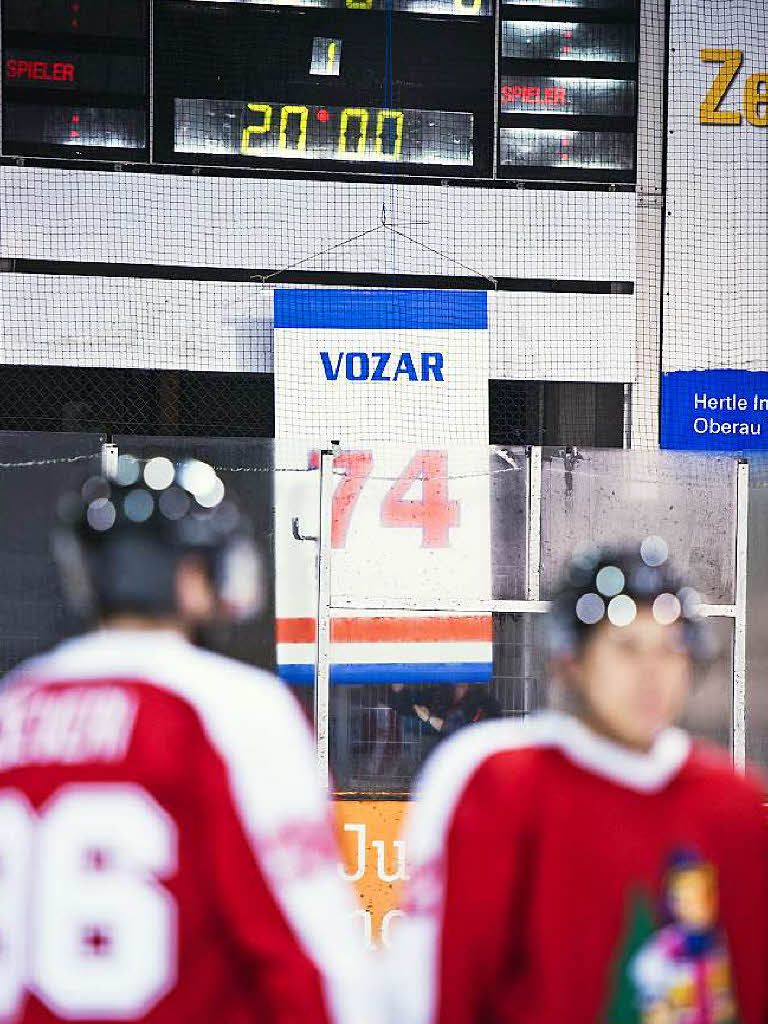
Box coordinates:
[0,0,638,182]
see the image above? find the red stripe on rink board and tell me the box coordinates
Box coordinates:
[276,617,316,643]
[276,616,493,645]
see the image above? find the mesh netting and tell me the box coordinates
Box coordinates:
[0,0,649,447]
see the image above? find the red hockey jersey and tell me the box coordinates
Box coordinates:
[389,711,768,1024]
[0,629,377,1024]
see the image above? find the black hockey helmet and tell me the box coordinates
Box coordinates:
[546,538,715,662]
[54,454,263,622]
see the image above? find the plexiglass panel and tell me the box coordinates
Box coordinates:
[328,445,527,794]
[116,435,277,675]
[492,446,528,600]
[540,449,738,604]
[682,617,733,753]
[330,612,546,795]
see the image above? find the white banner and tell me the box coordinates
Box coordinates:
[274,288,489,446]
[274,444,492,686]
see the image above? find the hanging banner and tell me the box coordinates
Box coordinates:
[274,288,489,447]
[274,287,492,688]
[661,1,768,450]
[274,446,493,686]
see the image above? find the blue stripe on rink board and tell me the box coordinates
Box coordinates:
[274,289,488,331]
[278,662,494,685]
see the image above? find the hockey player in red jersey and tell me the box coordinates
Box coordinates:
[0,454,378,1024]
[388,540,768,1024]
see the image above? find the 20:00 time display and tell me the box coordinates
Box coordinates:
[174,99,474,166]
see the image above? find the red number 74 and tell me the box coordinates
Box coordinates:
[308,451,459,549]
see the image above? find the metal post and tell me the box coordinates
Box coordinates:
[315,449,335,785]
[632,0,668,448]
[524,446,543,713]
[732,460,749,770]
[526,446,542,603]
[100,443,119,477]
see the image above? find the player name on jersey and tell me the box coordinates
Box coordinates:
[0,685,137,768]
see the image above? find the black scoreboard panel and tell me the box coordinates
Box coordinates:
[499,126,634,170]
[178,0,493,12]
[505,0,635,7]
[500,76,635,116]
[1,0,148,159]
[498,1,638,182]
[154,1,493,176]
[501,21,636,63]
[3,0,146,37]
[1,0,639,182]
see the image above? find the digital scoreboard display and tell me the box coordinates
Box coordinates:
[497,0,637,181]
[181,0,493,12]
[0,0,638,182]
[500,126,634,170]
[505,0,635,8]
[153,1,492,175]
[501,21,636,63]
[176,101,473,165]
[1,0,147,158]
[500,76,635,116]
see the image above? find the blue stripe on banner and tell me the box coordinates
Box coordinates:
[278,662,493,685]
[274,289,488,330]
[661,369,768,451]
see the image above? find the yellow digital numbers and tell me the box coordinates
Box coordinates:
[278,105,309,151]
[345,0,373,8]
[240,102,406,161]
[326,41,337,75]
[240,103,272,153]
[375,110,404,157]
[339,107,369,155]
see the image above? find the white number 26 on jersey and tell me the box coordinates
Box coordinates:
[0,784,177,1019]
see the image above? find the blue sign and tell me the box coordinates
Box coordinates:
[661,369,768,450]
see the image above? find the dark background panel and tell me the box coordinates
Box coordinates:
[153,1,493,174]
[488,379,625,447]
[0,365,275,438]
[0,432,104,673]
[2,0,146,38]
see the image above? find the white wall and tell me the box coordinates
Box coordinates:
[0,166,634,281]
[0,273,635,381]
[664,0,768,373]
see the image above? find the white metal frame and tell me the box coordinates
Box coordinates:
[732,460,749,769]
[315,449,335,783]
[313,447,750,772]
[632,0,668,448]
[96,444,749,773]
